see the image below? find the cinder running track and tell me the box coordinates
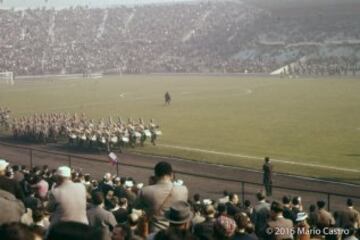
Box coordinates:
[0,141,359,211]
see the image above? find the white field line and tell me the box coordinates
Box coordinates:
[158,144,360,173]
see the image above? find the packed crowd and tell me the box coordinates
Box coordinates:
[0,107,11,129]
[0,1,358,75]
[0,158,359,240]
[10,112,161,150]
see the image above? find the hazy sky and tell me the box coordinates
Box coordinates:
[0,0,198,9]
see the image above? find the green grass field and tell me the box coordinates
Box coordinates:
[1,75,360,183]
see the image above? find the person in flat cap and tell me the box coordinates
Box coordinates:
[153,200,196,240]
[47,166,88,226]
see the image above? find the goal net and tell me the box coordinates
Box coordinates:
[0,71,14,85]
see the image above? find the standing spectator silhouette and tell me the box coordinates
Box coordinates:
[262,157,273,197]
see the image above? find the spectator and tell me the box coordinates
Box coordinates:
[226,193,241,217]
[242,200,254,217]
[87,191,117,240]
[262,157,273,197]
[138,161,188,232]
[233,212,257,240]
[295,212,310,240]
[316,200,335,231]
[252,191,270,239]
[282,196,294,222]
[291,196,302,223]
[193,204,216,239]
[47,166,88,225]
[47,221,102,240]
[112,224,132,240]
[0,159,25,201]
[307,204,317,229]
[213,215,236,240]
[336,199,360,229]
[0,189,25,225]
[111,197,129,224]
[266,201,294,240]
[0,222,35,240]
[153,201,196,240]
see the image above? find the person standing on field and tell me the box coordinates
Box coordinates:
[262,157,273,197]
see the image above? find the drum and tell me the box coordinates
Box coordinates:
[122,137,129,143]
[144,129,152,137]
[135,132,141,138]
[111,136,118,143]
[155,130,162,136]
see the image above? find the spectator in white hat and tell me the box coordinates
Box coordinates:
[295,212,310,240]
[47,166,88,226]
[0,159,24,202]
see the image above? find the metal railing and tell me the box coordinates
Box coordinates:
[0,141,359,211]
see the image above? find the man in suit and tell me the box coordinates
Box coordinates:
[48,166,88,225]
[336,199,360,229]
[252,191,271,239]
[266,201,294,240]
[262,157,273,197]
[0,159,24,202]
[87,191,117,240]
[138,161,188,232]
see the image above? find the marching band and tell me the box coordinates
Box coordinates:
[0,107,162,152]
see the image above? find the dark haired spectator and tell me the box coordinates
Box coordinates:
[191,204,205,230]
[307,204,317,229]
[266,201,293,240]
[111,197,129,224]
[0,189,25,225]
[112,224,132,240]
[252,191,270,239]
[32,208,49,230]
[138,161,188,232]
[291,196,302,223]
[233,212,257,240]
[282,196,294,222]
[194,204,216,239]
[242,200,254,217]
[87,191,117,240]
[315,200,335,235]
[226,193,241,217]
[336,199,360,229]
[0,222,35,240]
[47,221,102,240]
[47,166,88,225]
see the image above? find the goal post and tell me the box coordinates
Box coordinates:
[0,71,14,85]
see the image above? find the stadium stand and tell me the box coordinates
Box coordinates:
[0,1,359,76]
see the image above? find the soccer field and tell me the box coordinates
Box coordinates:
[1,75,360,183]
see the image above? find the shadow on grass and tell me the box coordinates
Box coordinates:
[345,154,360,157]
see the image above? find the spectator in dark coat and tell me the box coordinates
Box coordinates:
[262,157,273,197]
[87,191,117,240]
[0,159,25,202]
